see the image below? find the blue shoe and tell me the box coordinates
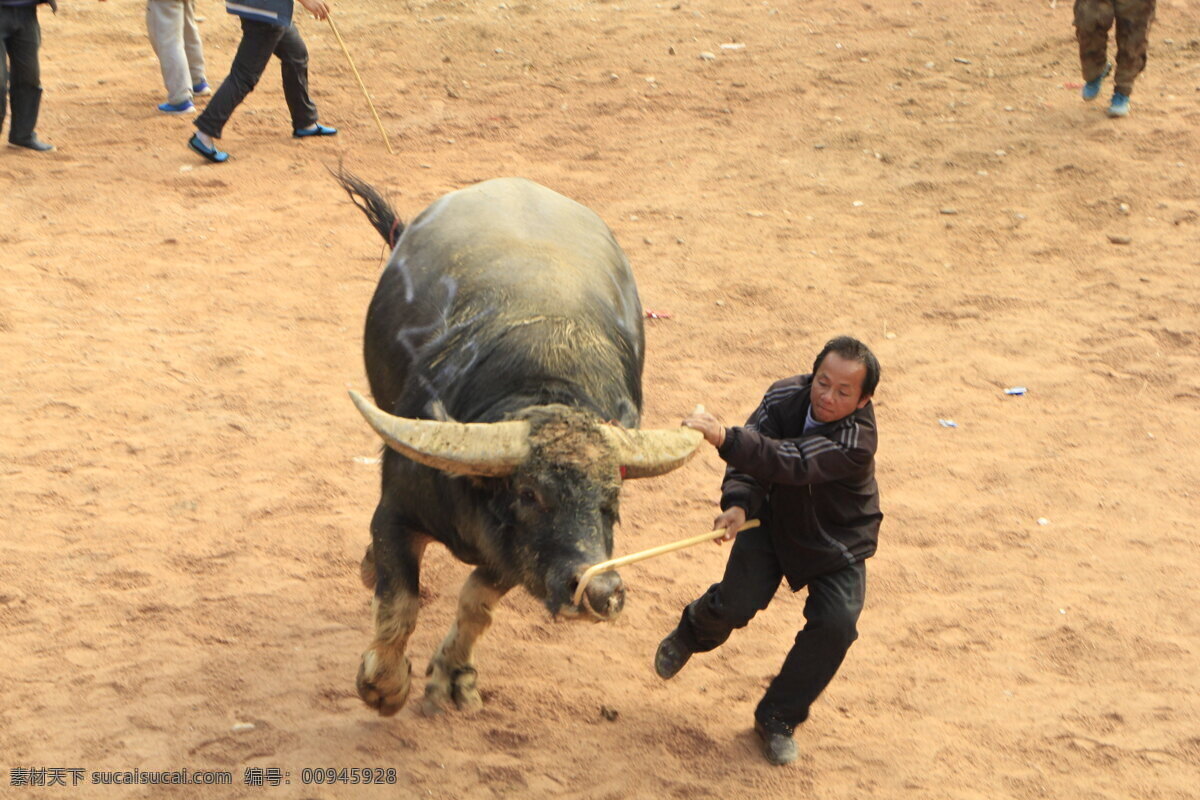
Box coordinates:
[1082,62,1111,101]
[192,80,212,96]
[293,123,337,138]
[9,135,54,152]
[187,133,229,163]
[158,99,195,114]
[1107,91,1131,117]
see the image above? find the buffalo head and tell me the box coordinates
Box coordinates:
[349,390,701,620]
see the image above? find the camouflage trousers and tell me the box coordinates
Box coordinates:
[1074,0,1156,95]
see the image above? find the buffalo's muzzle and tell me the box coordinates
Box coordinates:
[575,570,625,621]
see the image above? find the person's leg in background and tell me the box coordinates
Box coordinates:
[181,0,208,97]
[272,23,329,135]
[1074,0,1115,101]
[4,5,52,151]
[189,17,284,161]
[147,0,195,111]
[1108,0,1156,116]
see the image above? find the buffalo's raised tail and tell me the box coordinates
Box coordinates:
[333,168,405,248]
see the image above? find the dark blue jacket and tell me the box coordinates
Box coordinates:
[0,0,57,10]
[225,0,293,26]
[718,374,882,587]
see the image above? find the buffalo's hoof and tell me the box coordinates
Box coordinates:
[356,648,412,716]
[422,661,482,715]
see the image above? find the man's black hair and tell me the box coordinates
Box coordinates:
[812,336,880,398]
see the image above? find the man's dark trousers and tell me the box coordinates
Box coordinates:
[676,523,867,733]
[0,4,44,145]
[195,16,317,138]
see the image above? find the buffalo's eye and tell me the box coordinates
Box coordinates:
[518,488,539,507]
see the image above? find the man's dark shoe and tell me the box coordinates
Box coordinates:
[9,136,54,152]
[754,720,799,766]
[654,628,693,679]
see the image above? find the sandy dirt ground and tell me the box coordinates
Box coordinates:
[3,0,1199,797]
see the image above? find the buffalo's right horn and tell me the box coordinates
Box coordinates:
[349,390,531,477]
[600,425,703,479]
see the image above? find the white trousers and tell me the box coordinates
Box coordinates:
[146,0,206,104]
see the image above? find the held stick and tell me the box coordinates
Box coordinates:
[326,14,395,155]
[571,519,761,608]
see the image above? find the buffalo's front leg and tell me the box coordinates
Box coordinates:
[423,567,511,714]
[357,503,428,716]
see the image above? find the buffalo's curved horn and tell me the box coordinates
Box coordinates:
[600,425,704,479]
[349,390,530,477]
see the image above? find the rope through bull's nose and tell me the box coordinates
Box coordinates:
[570,519,761,608]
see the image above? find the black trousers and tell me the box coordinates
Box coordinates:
[195,16,317,139]
[0,5,43,144]
[677,524,866,734]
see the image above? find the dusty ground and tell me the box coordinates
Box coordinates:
[3,0,1199,797]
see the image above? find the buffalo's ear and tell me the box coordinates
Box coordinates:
[484,479,516,520]
[614,398,640,428]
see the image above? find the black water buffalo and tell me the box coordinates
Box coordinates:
[337,173,701,716]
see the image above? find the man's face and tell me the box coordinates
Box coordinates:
[811,352,871,423]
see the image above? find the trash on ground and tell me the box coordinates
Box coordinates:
[1004,387,1027,396]
[644,309,672,320]
[938,419,958,428]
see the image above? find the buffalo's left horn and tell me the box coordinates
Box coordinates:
[349,390,531,477]
[600,425,703,479]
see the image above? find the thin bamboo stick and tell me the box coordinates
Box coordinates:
[327,15,395,155]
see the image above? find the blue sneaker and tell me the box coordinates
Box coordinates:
[187,133,229,163]
[158,99,196,114]
[1107,91,1131,117]
[192,81,212,96]
[1082,62,1111,101]
[293,123,338,138]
